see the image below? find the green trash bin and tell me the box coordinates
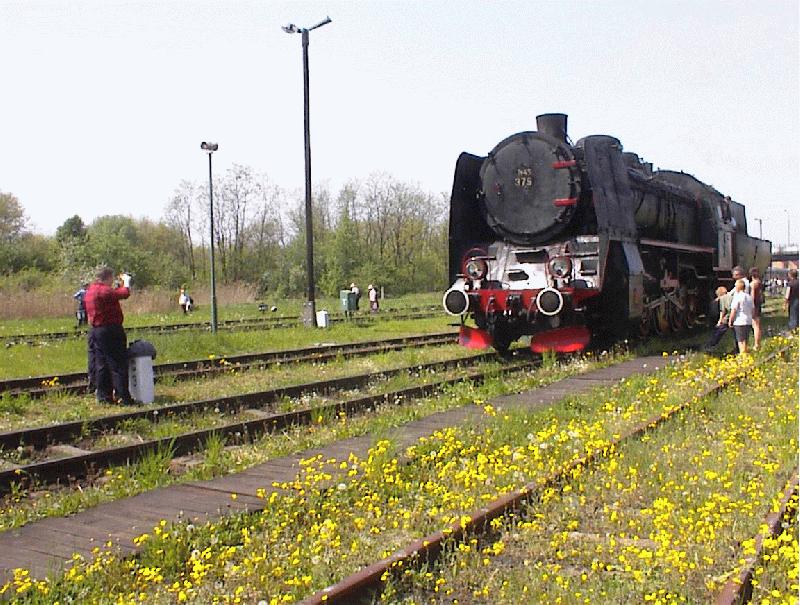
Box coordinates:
[340,290,357,313]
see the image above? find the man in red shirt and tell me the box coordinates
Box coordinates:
[84,266,134,404]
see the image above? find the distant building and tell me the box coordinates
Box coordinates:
[767,246,799,281]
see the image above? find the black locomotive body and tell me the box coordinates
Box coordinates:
[444,113,771,352]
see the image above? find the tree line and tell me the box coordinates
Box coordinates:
[0,169,449,297]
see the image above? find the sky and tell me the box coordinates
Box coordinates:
[2,0,798,248]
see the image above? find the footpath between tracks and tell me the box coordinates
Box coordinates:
[0,355,669,583]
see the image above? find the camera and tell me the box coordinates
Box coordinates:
[117,272,133,288]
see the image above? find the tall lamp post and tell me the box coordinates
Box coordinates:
[754,217,763,240]
[201,142,219,334]
[282,16,332,327]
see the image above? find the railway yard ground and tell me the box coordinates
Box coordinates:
[0,299,795,604]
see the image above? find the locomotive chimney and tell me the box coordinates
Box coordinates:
[536,113,568,143]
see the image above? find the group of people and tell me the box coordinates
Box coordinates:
[705,265,799,355]
[350,282,380,312]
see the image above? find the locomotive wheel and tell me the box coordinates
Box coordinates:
[638,303,652,337]
[654,302,670,335]
[684,293,699,329]
[668,301,685,332]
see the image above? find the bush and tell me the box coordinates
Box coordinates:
[0,268,51,292]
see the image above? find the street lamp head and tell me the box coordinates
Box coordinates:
[282,17,330,34]
[200,142,219,152]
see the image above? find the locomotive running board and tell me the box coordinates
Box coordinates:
[458,325,492,349]
[531,326,591,353]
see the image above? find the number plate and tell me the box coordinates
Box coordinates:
[514,167,533,189]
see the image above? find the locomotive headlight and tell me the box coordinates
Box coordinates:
[548,256,572,278]
[465,258,488,280]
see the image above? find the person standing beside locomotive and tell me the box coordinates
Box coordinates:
[730,266,750,294]
[728,267,750,355]
[85,267,135,405]
[704,286,732,352]
[785,269,799,331]
[728,278,754,355]
[748,267,764,350]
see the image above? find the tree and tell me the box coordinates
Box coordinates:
[0,192,31,274]
[163,181,198,279]
[217,165,260,281]
[56,215,87,243]
[55,215,91,280]
[85,216,153,285]
[319,183,360,295]
[0,192,28,244]
[242,179,285,289]
[136,219,189,287]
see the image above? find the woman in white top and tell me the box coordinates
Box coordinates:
[728,279,754,354]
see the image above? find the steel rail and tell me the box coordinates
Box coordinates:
[299,345,793,604]
[0,331,457,396]
[0,344,483,452]
[714,469,799,605]
[0,306,440,345]
[0,355,533,494]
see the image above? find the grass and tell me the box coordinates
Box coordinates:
[0,314,455,379]
[389,337,798,604]
[0,349,613,535]
[7,338,795,602]
[0,292,443,337]
[0,342,475,432]
[748,495,798,603]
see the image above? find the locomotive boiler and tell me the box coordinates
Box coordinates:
[443,113,771,352]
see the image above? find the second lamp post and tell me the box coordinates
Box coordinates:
[200,141,219,334]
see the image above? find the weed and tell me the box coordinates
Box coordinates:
[540,348,558,370]
[200,434,229,477]
[0,392,30,415]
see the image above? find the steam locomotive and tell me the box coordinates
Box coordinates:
[443,113,771,352]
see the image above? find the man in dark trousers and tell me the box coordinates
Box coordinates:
[73,284,88,328]
[84,267,134,404]
[703,286,732,352]
[786,269,799,330]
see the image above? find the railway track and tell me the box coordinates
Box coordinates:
[299,343,795,604]
[714,470,798,605]
[1,336,792,599]
[0,330,457,397]
[0,306,440,345]
[0,350,532,494]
